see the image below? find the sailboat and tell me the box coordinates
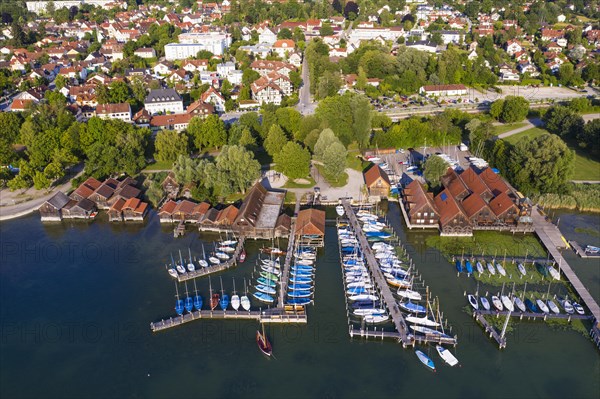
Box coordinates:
[486,262,496,275]
[476,261,484,274]
[178,250,188,274]
[465,260,473,274]
[173,253,186,274]
[167,263,178,279]
[513,296,526,312]
[241,278,251,311]
[518,263,527,276]
[192,279,202,311]
[501,295,514,312]
[415,349,436,372]
[436,345,459,367]
[256,323,272,357]
[405,315,441,327]
[491,296,504,311]
[536,299,549,313]
[480,297,491,311]
[547,299,560,314]
[399,301,427,314]
[231,278,240,311]
[199,244,209,268]
[455,259,463,273]
[184,281,194,313]
[239,248,246,263]
[547,264,560,280]
[209,276,219,310]
[495,262,506,277]
[219,277,229,310]
[397,289,422,301]
[467,294,479,310]
[561,297,574,314]
[187,248,195,272]
[174,282,184,316]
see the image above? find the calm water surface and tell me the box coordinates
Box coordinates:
[0,206,599,399]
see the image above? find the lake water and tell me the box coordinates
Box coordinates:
[1,205,599,398]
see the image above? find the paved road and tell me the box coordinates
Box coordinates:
[297,53,316,116]
[0,168,83,221]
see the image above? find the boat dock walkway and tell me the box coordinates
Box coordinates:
[150,309,307,332]
[473,311,507,349]
[278,198,301,307]
[532,208,600,329]
[348,327,457,346]
[569,241,600,259]
[177,237,246,282]
[342,200,413,346]
[477,309,590,321]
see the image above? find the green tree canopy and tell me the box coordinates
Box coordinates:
[313,128,338,161]
[154,130,189,162]
[423,155,449,189]
[189,115,227,151]
[274,141,311,179]
[323,141,347,180]
[263,124,288,156]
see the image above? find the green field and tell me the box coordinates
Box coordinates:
[315,164,348,187]
[142,160,173,172]
[346,143,371,172]
[493,122,529,136]
[503,128,600,181]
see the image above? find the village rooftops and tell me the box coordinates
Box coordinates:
[294,208,325,237]
[254,191,285,229]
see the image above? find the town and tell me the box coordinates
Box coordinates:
[0,0,599,393]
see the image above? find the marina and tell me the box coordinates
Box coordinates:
[174,237,246,282]
[569,240,600,259]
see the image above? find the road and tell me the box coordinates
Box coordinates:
[296,52,316,116]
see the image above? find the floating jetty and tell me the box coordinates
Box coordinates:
[176,237,245,282]
[150,309,307,332]
[477,309,590,321]
[277,198,301,307]
[473,311,508,349]
[349,327,457,346]
[569,241,600,259]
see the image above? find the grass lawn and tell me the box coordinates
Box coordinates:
[493,122,528,135]
[284,191,297,203]
[504,128,600,181]
[315,164,348,187]
[346,143,371,172]
[425,231,547,259]
[142,160,173,171]
[224,192,245,202]
[283,176,316,189]
[502,127,547,145]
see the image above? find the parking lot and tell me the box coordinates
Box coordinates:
[366,144,474,186]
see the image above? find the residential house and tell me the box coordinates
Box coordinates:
[505,40,523,56]
[150,113,193,131]
[95,103,132,122]
[294,208,325,247]
[61,198,97,219]
[200,86,226,113]
[144,88,184,115]
[133,48,156,59]
[182,59,209,73]
[402,180,439,228]
[186,99,215,117]
[121,197,148,221]
[272,39,295,58]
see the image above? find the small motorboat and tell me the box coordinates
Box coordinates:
[480,297,491,311]
[536,299,549,313]
[221,239,237,246]
[336,204,345,216]
[501,295,515,312]
[467,294,479,310]
[476,261,484,274]
[415,350,436,372]
[436,345,459,367]
[547,300,560,314]
[513,297,526,312]
[561,298,574,314]
[518,263,527,276]
[491,296,504,311]
[487,263,496,275]
[573,302,585,315]
[495,263,506,277]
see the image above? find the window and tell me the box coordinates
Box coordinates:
[423,212,428,217]
[417,212,421,217]
[430,219,434,224]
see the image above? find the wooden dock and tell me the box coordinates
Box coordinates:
[342,200,413,346]
[173,221,185,237]
[278,198,301,307]
[532,208,600,329]
[473,311,507,349]
[476,309,590,321]
[176,237,246,282]
[348,327,457,345]
[150,309,307,332]
[569,240,600,259]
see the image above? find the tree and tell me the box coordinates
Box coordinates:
[275,107,302,138]
[154,130,189,162]
[508,134,574,194]
[277,28,292,39]
[238,127,257,149]
[316,69,341,99]
[242,69,260,86]
[323,141,347,180]
[54,75,67,90]
[189,115,227,151]
[264,124,288,157]
[274,142,311,179]
[489,99,504,120]
[313,128,338,161]
[350,94,372,148]
[557,63,575,86]
[320,22,334,36]
[496,96,529,123]
[423,155,449,188]
[543,105,584,138]
[214,145,261,194]
[0,112,23,144]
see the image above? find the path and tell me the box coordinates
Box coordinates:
[297,52,316,116]
[532,207,600,328]
[0,167,83,221]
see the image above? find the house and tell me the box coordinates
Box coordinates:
[122,197,148,221]
[172,200,197,223]
[505,40,522,56]
[71,177,102,201]
[158,200,178,223]
[161,172,179,199]
[150,113,193,131]
[144,88,184,115]
[419,84,467,97]
[402,180,439,228]
[200,86,226,113]
[95,103,132,122]
[500,69,520,82]
[461,194,496,226]
[231,182,286,239]
[479,167,511,196]
[489,192,519,224]
[434,190,471,236]
[272,39,295,58]
[294,208,325,247]
[405,40,439,53]
[39,191,71,221]
[133,48,156,59]
[364,165,391,198]
[89,183,115,209]
[458,167,494,203]
[186,99,215,117]
[153,62,173,76]
[108,198,126,222]
[182,59,209,73]
[250,72,293,105]
[259,28,277,44]
[250,60,296,78]
[216,204,239,226]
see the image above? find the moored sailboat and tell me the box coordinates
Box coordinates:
[231,278,240,311]
[256,324,272,357]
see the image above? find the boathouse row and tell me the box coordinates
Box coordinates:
[401,167,533,237]
[158,182,294,239]
[40,177,148,222]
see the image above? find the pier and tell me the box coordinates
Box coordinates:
[150,309,307,332]
[532,208,600,329]
[569,240,600,259]
[278,198,301,307]
[476,309,590,321]
[341,200,413,346]
[473,311,507,349]
[176,237,246,282]
[348,327,457,345]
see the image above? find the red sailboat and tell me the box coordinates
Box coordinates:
[209,276,219,310]
[256,324,272,357]
[239,248,246,263]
